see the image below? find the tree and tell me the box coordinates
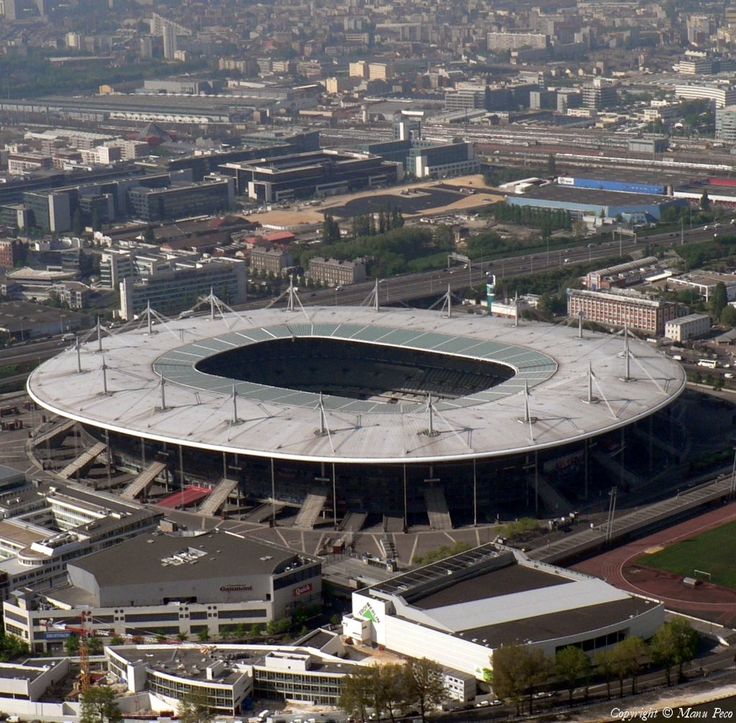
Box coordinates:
[700,191,711,212]
[405,658,445,721]
[611,637,649,696]
[0,632,28,661]
[65,634,80,655]
[712,281,728,319]
[322,214,341,243]
[520,647,553,715]
[721,305,736,328]
[596,650,616,699]
[492,644,527,714]
[80,686,122,723]
[653,619,699,683]
[178,691,214,723]
[651,624,677,686]
[375,664,408,722]
[87,636,104,655]
[340,666,377,722]
[555,646,591,704]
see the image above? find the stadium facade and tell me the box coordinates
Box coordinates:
[27,307,686,526]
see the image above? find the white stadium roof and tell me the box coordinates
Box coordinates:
[28,306,686,465]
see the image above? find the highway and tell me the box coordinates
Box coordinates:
[238,222,715,310]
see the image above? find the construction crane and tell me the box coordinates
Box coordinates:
[67,609,92,697]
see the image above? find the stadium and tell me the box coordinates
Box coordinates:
[27,305,686,528]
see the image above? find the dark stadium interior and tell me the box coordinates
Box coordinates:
[195,337,515,401]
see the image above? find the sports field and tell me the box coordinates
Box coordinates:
[639,520,736,589]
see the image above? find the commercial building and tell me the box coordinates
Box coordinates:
[486,32,549,51]
[119,258,247,320]
[582,79,618,110]
[0,239,22,270]
[342,544,663,681]
[664,313,712,342]
[99,249,135,289]
[675,84,736,108]
[221,150,399,203]
[0,660,69,702]
[106,640,360,712]
[308,257,366,286]
[412,142,478,178]
[127,176,235,223]
[667,271,736,302]
[0,482,160,605]
[585,257,660,291]
[507,185,686,224]
[4,530,321,652]
[716,105,736,141]
[567,289,679,335]
[24,191,71,233]
[250,247,294,276]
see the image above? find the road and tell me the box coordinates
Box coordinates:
[237,222,713,310]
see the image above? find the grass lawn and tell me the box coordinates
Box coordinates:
[639,521,736,590]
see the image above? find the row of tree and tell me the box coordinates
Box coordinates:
[300,225,452,278]
[340,658,445,722]
[351,208,405,237]
[486,203,573,232]
[491,619,698,716]
[322,208,406,244]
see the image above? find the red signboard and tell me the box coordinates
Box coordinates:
[293,583,312,597]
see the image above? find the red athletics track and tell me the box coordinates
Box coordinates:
[573,501,736,626]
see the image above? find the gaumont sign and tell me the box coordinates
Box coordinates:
[293,583,313,597]
[220,584,254,592]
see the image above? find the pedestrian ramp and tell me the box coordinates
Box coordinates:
[59,442,107,480]
[294,489,328,529]
[121,461,167,500]
[199,478,238,516]
[424,485,453,530]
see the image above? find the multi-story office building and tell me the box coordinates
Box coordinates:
[223,151,399,203]
[0,483,160,604]
[486,32,549,51]
[7,153,53,175]
[119,259,247,320]
[677,57,713,74]
[412,142,478,178]
[664,313,712,342]
[250,247,294,276]
[4,531,321,652]
[582,78,618,109]
[675,84,736,108]
[100,250,135,289]
[444,85,487,112]
[24,191,72,233]
[716,105,736,140]
[127,176,234,223]
[348,60,369,78]
[308,257,366,287]
[567,289,678,335]
[107,640,360,712]
[0,239,21,270]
